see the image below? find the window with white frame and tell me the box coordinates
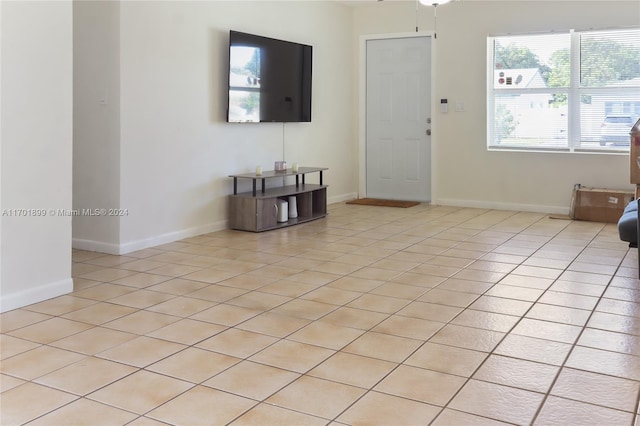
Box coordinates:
[487,28,640,152]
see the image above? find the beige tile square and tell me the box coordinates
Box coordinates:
[24,295,97,316]
[347,293,409,313]
[286,270,342,285]
[88,370,193,415]
[432,408,513,425]
[181,268,240,284]
[266,375,365,419]
[28,398,138,426]
[473,354,559,393]
[145,296,215,317]
[0,382,78,425]
[148,347,240,383]
[50,326,137,355]
[107,289,176,309]
[348,266,401,281]
[370,282,428,299]
[468,260,516,273]
[565,346,640,380]
[0,334,40,360]
[308,352,396,388]
[469,295,533,316]
[499,274,554,290]
[526,303,592,326]
[34,356,136,395]
[8,317,93,344]
[494,334,573,366]
[149,318,227,344]
[145,263,203,277]
[70,283,137,301]
[228,290,291,310]
[551,367,640,412]
[337,390,441,425]
[484,284,544,302]
[1,374,26,392]
[118,259,168,272]
[411,263,461,278]
[372,315,443,340]
[596,298,640,318]
[328,276,385,292]
[187,284,250,303]
[301,286,362,305]
[559,270,611,285]
[78,268,138,282]
[448,379,544,424]
[230,403,327,426]
[61,302,137,325]
[249,339,334,373]
[146,277,209,295]
[237,312,310,338]
[405,342,487,377]
[539,290,598,310]
[320,306,388,329]
[204,360,299,400]
[578,328,640,355]
[309,260,362,275]
[258,279,318,297]
[452,309,519,332]
[550,280,607,297]
[512,318,583,344]
[288,321,364,350]
[535,396,634,426]
[375,364,466,406]
[587,311,640,336]
[512,264,563,279]
[103,309,180,334]
[191,303,261,326]
[430,324,505,352]
[389,271,446,288]
[418,289,479,307]
[1,345,86,380]
[343,331,423,363]
[197,328,278,358]
[271,298,338,320]
[0,309,52,333]
[97,336,186,367]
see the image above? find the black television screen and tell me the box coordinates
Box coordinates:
[226,31,312,123]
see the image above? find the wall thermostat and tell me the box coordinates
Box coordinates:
[440,99,448,113]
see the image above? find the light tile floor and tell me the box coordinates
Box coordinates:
[2,203,640,425]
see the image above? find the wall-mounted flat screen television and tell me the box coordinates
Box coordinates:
[226,31,313,123]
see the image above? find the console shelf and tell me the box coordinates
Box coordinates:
[228,167,327,232]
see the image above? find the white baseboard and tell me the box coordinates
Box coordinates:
[0,278,74,313]
[435,198,570,216]
[329,192,358,205]
[72,219,228,255]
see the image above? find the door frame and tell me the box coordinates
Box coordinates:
[358,31,437,201]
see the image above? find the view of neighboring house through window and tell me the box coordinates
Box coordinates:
[487,28,640,152]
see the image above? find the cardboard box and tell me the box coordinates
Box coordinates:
[570,186,634,223]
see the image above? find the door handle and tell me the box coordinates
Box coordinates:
[426,129,431,136]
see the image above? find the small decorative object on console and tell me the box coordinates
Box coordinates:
[274,161,287,172]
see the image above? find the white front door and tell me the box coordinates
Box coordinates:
[365,36,432,202]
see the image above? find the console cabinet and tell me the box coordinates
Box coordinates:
[228,167,327,232]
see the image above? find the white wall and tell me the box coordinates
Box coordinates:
[73,0,121,252]
[74,1,356,254]
[353,0,640,214]
[0,1,73,312]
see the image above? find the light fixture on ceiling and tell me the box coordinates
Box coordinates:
[419,0,453,5]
